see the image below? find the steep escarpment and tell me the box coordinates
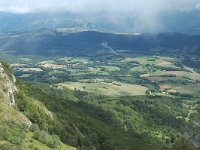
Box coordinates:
[0,61,76,150]
[0,61,31,125]
[0,62,16,106]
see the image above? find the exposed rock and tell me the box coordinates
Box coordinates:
[0,62,32,127]
[0,63,17,106]
[185,121,200,148]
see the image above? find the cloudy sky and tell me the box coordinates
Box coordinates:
[0,0,200,14]
[0,0,200,33]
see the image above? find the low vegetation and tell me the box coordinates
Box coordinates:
[13,79,199,150]
[0,53,200,149]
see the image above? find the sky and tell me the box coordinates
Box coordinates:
[0,0,199,14]
[0,0,200,33]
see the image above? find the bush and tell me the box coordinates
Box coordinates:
[30,124,40,132]
[47,135,61,148]
[33,129,61,149]
[0,121,26,148]
[0,143,18,150]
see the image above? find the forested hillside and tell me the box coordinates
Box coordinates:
[14,79,199,150]
[0,61,75,150]
[0,30,200,57]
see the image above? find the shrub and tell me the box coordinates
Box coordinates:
[33,129,61,149]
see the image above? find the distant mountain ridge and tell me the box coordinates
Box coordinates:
[0,10,200,34]
[0,30,200,56]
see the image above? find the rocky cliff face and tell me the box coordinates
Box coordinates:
[0,62,31,127]
[0,63,17,106]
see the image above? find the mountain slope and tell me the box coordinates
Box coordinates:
[16,81,167,150]
[0,11,200,34]
[0,61,76,150]
[0,61,199,150]
[16,80,196,150]
[0,30,200,57]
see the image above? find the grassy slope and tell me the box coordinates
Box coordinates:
[0,61,76,150]
[58,81,147,96]
[16,80,192,150]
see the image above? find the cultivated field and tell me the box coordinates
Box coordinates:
[58,80,148,96]
[9,55,200,97]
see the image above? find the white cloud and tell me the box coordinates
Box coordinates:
[0,0,199,14]
[0,0,199,33]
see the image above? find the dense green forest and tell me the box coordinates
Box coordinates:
[13,79,199,150]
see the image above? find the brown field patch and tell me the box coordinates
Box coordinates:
[20,68,43,72]
[159,85,171,91]
[39,64,66,69]
[156,61,172,66]
[11,63,26,67]
[140,74,150,78]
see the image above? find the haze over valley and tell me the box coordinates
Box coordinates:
[0,0,200,150]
